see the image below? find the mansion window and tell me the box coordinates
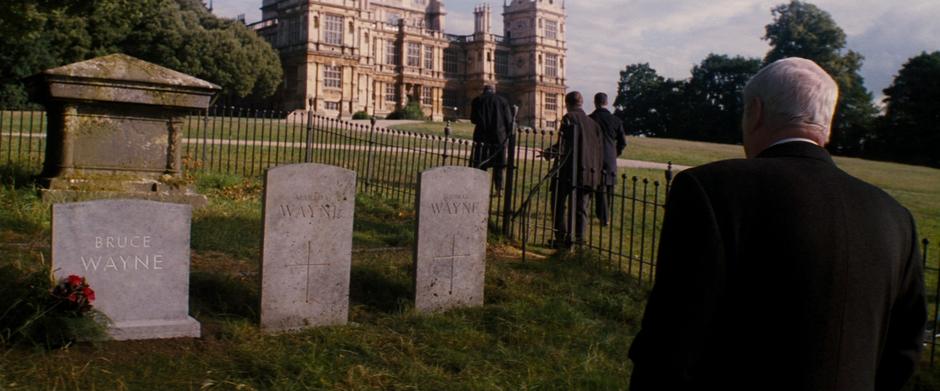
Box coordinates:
[385,84,398,103]
[421,86,433,105]
[495,51,509,77]
[544,20,558,40]
[545,54,558,78]
[424,45,434,70]
[444,49,459,74]
[324,66,342,89]
[325,101,340,111]
[407,42,421,67]
[386,40,399,65]
[324,14,343,45]
[288,14,303,45]
[545,94,558,112]
[546,121,558,130]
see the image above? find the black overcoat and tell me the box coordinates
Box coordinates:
[470,92,513,165]
[557,109,604,190]
[629,142,927,391]
[589,108,627,185]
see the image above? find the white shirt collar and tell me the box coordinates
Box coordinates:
[769,137,819,148]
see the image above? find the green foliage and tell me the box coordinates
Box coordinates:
[0,0,282,106]
[387,101,427,120]
[352,111,371,120]
[613,63,671,137]
[0,265,108,348]
[876,51,940,167]
[762,0,878,155]
[613,56,759,143]
[683,54,761,143]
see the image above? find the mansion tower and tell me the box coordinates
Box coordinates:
[252,0,567,129]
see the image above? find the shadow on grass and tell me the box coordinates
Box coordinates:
[189,271,259,320]
[349,265,413,314]
[353,194,415,248]
[353,217,414,248]
[191,215,261,261]
[0,164,39,188]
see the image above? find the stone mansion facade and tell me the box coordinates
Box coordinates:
[251,0,567,128]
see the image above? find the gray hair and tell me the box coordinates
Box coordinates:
[742,57,839,135]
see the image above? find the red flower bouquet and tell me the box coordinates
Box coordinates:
[51,275,96,315]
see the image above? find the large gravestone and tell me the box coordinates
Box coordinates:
[52,199,200,340]
[260,164,356,332]
[414,167,490,313]
[27,53,220,207]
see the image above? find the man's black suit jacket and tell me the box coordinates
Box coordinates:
[589,108,628,185]
[629,142,927,391]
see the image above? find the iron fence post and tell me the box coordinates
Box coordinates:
[304,109,314,163]
[365,116,377,189]
[442,121,451,166]
[501,105,519,238]
[665,161,674,195]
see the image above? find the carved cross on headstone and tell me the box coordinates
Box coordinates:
[431,235,472,294]
[286,241,331,303]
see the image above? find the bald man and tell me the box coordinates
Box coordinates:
[629,58,926,391]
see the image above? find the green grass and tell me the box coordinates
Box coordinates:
[0,172,651,389]
[391,121,476,140]
[0,167,937,389]
[390,122,940,242]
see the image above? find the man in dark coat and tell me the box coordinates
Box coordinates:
[589,92,627,226]
[549,91,605,247]
[629,58,926,391]
[470,85,514,191]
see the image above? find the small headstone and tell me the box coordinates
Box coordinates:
[414,166,490,313]
[52,199,200,340]
[260,164,356,332]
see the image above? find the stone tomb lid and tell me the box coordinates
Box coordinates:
[30,54,220,109]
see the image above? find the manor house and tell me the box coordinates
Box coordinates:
[251,0,567,129]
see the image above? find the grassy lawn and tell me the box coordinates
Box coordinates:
[391,121,476,140]
[390,122,940,242]
[0,172,650,389]
[0,168,937,389]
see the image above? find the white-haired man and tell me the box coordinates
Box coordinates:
[629,58,926,391]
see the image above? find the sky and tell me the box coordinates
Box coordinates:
[211,0,940,104]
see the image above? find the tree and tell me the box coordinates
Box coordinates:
[0,0,281,107]
[685,54,761,143]
[877,51,940,167]
[762,0,878,155]
[614,63,673,137]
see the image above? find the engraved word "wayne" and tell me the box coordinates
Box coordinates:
[81,255,165,272]
[279,204,344,220]
[430,202,479,215]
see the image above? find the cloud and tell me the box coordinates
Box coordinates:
[214,0,940,103]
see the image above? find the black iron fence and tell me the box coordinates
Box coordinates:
[0,109,45,170]
[923,239,939,368]
[181,107,674,286]
[1,107,938,367]
[0,106,676,282]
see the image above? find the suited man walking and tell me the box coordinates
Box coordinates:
[589,92,627,226]
[470,85,514,191]
[629,58,926,391]
[549,91,605,248]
